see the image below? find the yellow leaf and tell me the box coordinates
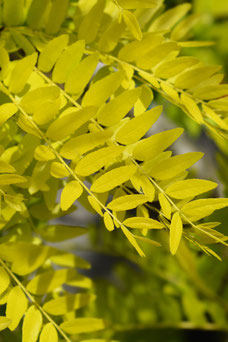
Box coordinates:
[182,198,228,220]
[52,40,85,83]
[60,130,112,159]
[169,212,183,255]
[194,85,228,101]
[3,0,24,26]
[166,179,217,199]
[22,306,42,342]
[43,293,96,315]
[123,217,165,229]
[99,18,125,52]
[158,193,172,220]
[0,174,27,185]
[33,100,59,125]
[97,87,141,126]
[121,226,145,256]
[37,225,86,242]
[118,33,164,62]
[45,0,69,35]
[108,194,150,211]
[149,3,191,31]
[27,0,51,29]
[149,152,203,180]
[133,127,183,161]
[175,66,221,89]
[38,35,69,72]
[0,103,18,126]
[6,286,28,331]
[39,323,58,342]
[20,86,60,114]
[0,317,11,332]
[82,71,125,107]
[65,53,99,95]
[123,10,142,40]
[60,317,105,334]
[91,165,137,193]
[27,269,79,295]
[0,160,15,173]
[203,104,228,130]
[154,57,199,78]
[0,267,10,295]
[50,162,70,178]
[34,145,55,161]
[134,84,153,116]
[136,42,180,70]
[46,107,97,141]
[75,146,124,176]
[88,196,103,216]
[103,212,115,231]
[116,105,162,144]
[9,53,38,93]
[117,0,160,9]
[181,93,203,124]
[61,181,83,211]
[0,47,9,80]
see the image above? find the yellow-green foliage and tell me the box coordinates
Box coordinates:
[0,0,228,341]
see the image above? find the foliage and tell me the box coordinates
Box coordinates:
[0,0,228,341]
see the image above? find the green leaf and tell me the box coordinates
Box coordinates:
[27,269,79,295]
[6,286,28,331]
[166,179,218,199]
[96,87,141,126]
[39,323,58,342]
[46,106,97,141]
[61,181,83,211]
[82,71,125,107]
[116,105,162,144]
[133,128,183,161]
[45,0,69,34]
[0,317,11,331]
[52,40,85,83]
[149,152,203,180]
[38,35,69,72]
[91,165,137,193]
[22,306,42,342]
[60,317,105,334]
[0,267,10,295]
[108,194,150,211]
[123,217,165,229]
[9,53,38,93]
[37,225,86,242]
[123,10,142,40]
[169,212,183,255]
[75,146,124,176]
[43,293,96,315]
[65,53,99,95]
